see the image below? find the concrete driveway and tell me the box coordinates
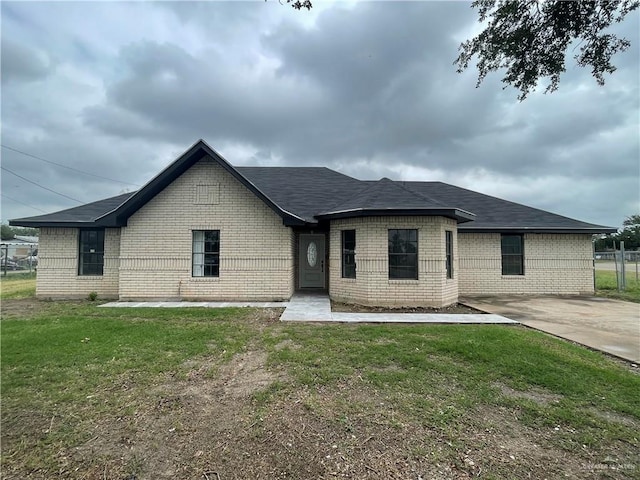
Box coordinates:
[462,296,640,363]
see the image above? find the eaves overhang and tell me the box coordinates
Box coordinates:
[457,226,618,234]
[315,207,476,223]
[8,218,122,228]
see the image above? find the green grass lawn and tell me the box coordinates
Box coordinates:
[595,269,640,303]
[2,298,639,479]
[0,271,37,299]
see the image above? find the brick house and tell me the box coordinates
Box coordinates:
[10,140,615,306]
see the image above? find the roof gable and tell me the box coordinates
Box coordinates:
[98,140,306,227]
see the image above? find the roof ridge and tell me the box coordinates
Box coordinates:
[396,180,447,208]
[238,166,329,169]
[237,165,360,181]
[321,180,373,212]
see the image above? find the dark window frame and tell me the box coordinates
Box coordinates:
[501,234,524,276]
[341,229,356,279]
[78,229,105,276]
[192,230,220,278]
[388,229,419,280]
[445,230,453,279]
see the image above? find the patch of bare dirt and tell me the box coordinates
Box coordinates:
[0,297,58,318]
[274,338,302,351]
[246,307,283,328]
[459,406,589,478]
[331,301,483,314]
[587,408,640,428]
[218,350,278,398]
[496,383,563,405]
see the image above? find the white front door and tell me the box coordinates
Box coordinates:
[299,234,326,288]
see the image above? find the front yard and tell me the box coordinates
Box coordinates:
[1,294,639,479]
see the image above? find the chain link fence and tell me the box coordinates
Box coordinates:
[595,242,639,290]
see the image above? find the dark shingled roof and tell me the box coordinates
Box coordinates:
[9,140,615,233]
[323,178,447,212]
[313,178,475,222]
[402,182,611,232]
[10,192,135,228]
[237,166,362,223]
[236,169,473,223]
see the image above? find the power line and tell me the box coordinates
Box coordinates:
[1,144,141,187]
[1,193,48,213]
[1,166,83,203]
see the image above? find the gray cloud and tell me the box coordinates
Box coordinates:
[267,3,470,100]
[1,38,54,84]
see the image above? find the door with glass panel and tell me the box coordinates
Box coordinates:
[299,234,325,288]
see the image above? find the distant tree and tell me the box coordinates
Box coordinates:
[13,226,39,237]
[0,224,38,240]
[593,234,609,251]
[622,214,640,228]
[617,214,640,249]
[595,214,640,251]
[1,224,14,240]
[283,0,638,100]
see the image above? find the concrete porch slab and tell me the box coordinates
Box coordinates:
[280,293,517,324]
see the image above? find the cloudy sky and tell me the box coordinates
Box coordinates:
[1,1,638,228]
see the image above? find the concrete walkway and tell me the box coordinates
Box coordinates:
[462,296,640,363]
[279,293,333,321]
[100,301,289,308]
[280,292,517,324]
[101,294,517,324]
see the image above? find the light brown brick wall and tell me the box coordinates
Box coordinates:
[118,157,294,301]
[458,233,594,296]
[36,227,121,299]
[329,216,458,307]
